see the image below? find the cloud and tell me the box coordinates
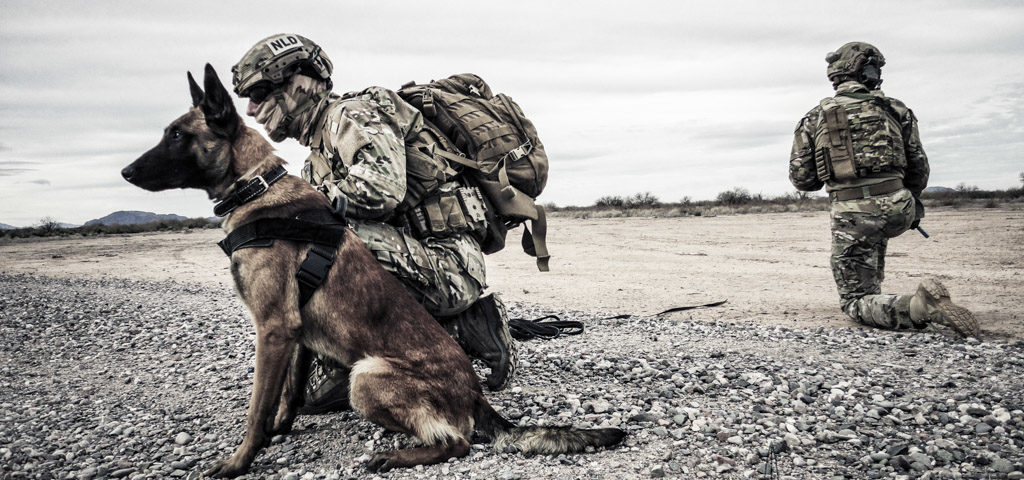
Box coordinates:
[0,0,1022,225]
[0,160,38,176]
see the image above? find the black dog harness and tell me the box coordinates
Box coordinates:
[214,166,348,308]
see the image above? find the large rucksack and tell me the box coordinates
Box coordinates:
[398,74,550,271]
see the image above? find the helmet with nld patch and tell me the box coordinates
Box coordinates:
[232,33,333,101]
[826,41,885,90]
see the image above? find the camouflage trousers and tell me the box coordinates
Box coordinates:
[829,188,918,330]
[349,218,487,317]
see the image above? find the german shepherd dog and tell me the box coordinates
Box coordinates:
[121,64,624,477]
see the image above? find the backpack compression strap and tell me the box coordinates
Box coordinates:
[218,209,348,308]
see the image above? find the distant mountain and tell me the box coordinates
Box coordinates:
[924,186,956,193]
[84,211,187,226]
[0,222,16,230]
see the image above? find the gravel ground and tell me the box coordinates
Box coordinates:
[1,273,1023,480]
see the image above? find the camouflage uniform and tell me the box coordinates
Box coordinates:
[233,34,519,400]
[790,81,930,329]
[301,87,487,316]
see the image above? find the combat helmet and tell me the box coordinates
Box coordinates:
[232,33,333,98]
[826,41,885,89]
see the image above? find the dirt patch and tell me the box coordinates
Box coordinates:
[2,207,1021,340]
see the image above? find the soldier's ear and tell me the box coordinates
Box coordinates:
[200,63,240,139]
[187,71,204,107]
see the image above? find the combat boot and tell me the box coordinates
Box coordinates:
[443,293,518,391]
[298,355,351,415]
[908,279,980,338]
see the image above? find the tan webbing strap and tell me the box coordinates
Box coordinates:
[477,179,538,220]
[830,178,904,202]
[459,113,493,132]
[477,135,520,159]
[430,145,481,170]
[820,99,857,181]
[528,205,549,272]
[497,159,514,200]
[473,125,518,145]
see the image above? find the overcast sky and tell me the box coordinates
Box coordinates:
[1,0,1022,227]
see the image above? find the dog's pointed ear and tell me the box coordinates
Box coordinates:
[200,63,240,139]
[187,71,204,107]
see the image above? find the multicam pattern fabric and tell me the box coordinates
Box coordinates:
[826,42,885,82]
[302,87,416,220]
[790,82,929,196]
[231,33,333,97]
[791,81,930,330]
[829,189,917,329]
[252,75,329,142]
[300,86,485,316]
[349,219,486,316]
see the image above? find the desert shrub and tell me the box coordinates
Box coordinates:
[37,217,62,235]
[540,201,560,212]
[716,187,753,206]
[594,195,625,208]
[623,192,660,208]
[956,183,979,194]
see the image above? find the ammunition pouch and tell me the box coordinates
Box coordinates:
[819,99,857,182]
[403,186,489,240]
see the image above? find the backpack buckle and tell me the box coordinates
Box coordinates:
[506,140,533,162]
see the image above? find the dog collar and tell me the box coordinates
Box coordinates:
[213,165,288,217]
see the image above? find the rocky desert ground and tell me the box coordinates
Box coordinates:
[1,207,1022,479]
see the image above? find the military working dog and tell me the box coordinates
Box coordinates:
[121,64,624,477]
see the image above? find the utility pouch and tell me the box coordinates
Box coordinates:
[820,99,857,182]
[404,186,488,240]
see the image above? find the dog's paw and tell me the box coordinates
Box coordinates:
[205,457,249,478]
[365,453,394,473]
[271,414,296,436]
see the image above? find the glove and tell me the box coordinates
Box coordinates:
[910,197,924,230]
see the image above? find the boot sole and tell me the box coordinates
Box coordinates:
[486,326,518,391]
[920,279,979,338]
[484,296,518,391]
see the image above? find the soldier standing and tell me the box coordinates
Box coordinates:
[230,34,518,412]
[789,41,979,337]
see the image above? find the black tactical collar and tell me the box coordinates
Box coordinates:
[213,165,288,217]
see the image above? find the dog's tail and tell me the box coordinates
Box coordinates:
[475,400,625,455]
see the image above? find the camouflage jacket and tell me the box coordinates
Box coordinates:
[789,81,929,197]
[301,86,424,220]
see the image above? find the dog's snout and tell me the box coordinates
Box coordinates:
[121,165,134,181]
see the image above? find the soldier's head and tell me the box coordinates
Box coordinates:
[232,34,334,141]
[826,42,885,90]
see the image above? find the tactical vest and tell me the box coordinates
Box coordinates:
[814,92,907,183]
